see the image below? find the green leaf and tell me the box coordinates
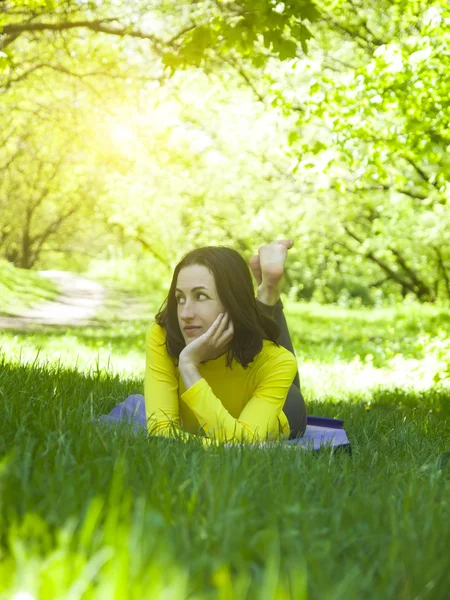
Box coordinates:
[288,131,300,145]
[311,141,327,154]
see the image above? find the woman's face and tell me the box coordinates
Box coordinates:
[176,264,225,345]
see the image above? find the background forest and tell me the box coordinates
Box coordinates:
[2,0,449,307]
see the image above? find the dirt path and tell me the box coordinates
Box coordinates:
[0,271,108,329]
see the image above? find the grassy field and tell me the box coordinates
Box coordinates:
[0,260,59,316]
[0,283,449,599]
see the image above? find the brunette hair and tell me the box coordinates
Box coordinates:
[154,246,281,368]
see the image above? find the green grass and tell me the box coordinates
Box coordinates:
[0,260,59,315]
[1,297,449,400]
[0,290,449,599]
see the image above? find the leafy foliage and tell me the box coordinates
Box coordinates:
[258,0,450,302]
[0,0,449,305]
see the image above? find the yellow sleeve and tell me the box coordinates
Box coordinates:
[181,351,298,444]
[144,322,182,436]
[144,323,215,447]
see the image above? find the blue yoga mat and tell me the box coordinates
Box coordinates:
[91,394,351,453]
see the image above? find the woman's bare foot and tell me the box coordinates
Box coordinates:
[249,239,294,305]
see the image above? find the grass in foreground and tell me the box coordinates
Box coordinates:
[0,357,449,599]
[0,296,449,599]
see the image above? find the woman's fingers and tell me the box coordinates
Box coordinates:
[214,313,233,341]
[210,313,226,336]
[213,313,225,328]
[218,313,229,336]
[223,314,233,338]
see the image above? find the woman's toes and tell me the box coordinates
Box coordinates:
[249,255,262,286]
[250,240,293,288]
[258,243,288,286]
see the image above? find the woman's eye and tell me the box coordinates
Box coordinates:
[176,293,207,303]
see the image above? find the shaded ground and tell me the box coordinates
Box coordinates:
[0,271,108,329]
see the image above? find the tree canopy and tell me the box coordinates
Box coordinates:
[1,0,449,305]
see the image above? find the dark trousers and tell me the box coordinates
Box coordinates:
[256,299,307,439]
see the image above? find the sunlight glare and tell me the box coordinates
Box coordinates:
[109,123,136,145]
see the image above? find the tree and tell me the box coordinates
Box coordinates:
[0,96,110,269]
[2,0,449,305]
[221,0,450,302]
[0,0,319,92]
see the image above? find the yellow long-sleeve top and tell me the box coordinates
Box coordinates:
[144,321,298,447]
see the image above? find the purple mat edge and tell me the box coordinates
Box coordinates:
[90,394,351,452]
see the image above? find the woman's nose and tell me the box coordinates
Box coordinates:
[180,303,196,318]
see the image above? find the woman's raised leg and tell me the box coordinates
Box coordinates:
[256,298,306,438]
[250,240,307,438]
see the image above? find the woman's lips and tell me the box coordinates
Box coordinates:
[185,327,200,335]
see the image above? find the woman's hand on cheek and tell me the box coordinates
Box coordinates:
[179,312,234,366]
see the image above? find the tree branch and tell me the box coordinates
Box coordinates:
[357,185,429,201]
[342,225,421,296]
[220,55,266,104]
[0,135,30,171]
[27,158,64,224]
[345,0,386,45]
[1,18,166,51]
[433,245,450,300]
[2,61,167,93]
[388,246,434,301]
[402,155,441,193]
[30,203,81,267]
[319,15,382,50]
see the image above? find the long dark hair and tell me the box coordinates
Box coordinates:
[154,246,282,369]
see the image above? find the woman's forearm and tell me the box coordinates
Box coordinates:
[179,359,202,391]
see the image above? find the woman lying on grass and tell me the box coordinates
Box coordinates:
[144,239,307,446]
